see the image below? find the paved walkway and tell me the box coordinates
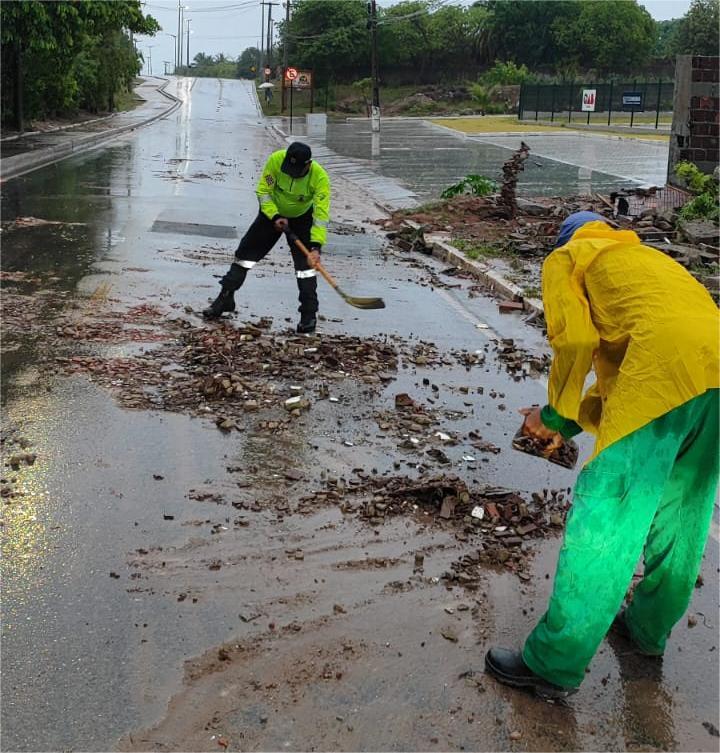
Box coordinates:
[1,78,180,180]
[270,116,668,206]
[471,132,669,187]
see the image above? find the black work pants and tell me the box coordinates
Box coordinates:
[220,209,318,316]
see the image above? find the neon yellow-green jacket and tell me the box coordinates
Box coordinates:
[256,149,331,246]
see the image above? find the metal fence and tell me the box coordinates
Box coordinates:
[518,81,675,128]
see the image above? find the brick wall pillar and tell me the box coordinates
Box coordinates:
[668,55,719,185]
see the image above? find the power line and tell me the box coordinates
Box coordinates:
[145,2,256,11]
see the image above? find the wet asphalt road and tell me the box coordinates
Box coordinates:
[1,78,718,752]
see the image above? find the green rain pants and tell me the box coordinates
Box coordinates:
[523,388,719,689]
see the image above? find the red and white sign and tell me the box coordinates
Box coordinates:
[284,67,298,82]
[581,88,597,112]
[264,67,271,76]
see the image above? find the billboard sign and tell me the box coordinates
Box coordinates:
[581,89,597,112]
[622,91,644,111]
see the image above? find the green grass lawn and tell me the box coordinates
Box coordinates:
[433,115,669,141]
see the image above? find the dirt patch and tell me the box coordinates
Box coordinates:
[381,186,719,297]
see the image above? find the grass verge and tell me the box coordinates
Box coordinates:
[432,115,669,141]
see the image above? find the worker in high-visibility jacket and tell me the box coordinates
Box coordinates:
[485,211,720,699]
[204,142,331,333]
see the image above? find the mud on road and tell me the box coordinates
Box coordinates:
[1,78,718,753]
[3,221,718,753]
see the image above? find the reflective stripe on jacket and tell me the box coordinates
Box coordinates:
[256,149,331,246]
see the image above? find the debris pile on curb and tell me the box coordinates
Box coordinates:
[381,181,718,296]
[498,141,530,219]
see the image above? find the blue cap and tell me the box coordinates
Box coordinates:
[554,211,607,249]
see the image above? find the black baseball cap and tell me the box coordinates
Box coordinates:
[281,142,312,178]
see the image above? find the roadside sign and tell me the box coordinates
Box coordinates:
[581,89,596,112]
[285,67,298,82]
[294,70,312,89]
[622,91,644,111]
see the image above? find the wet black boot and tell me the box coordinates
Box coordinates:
[296,312,317,334]
[203,287,236,319]
[203,263,248,319]
[484,648,577,700]
[296,275,318,334]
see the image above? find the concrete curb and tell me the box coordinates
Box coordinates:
[0,78,182,182]
[401,219,544,318]
[0,112,118,143]
[269,123,290,142]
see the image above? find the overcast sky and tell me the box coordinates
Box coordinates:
[136,0,692,76]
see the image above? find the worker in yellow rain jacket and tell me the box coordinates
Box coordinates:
[485,211,719,699]
[204,142,331,333]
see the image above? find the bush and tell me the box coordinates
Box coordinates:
[679,193,719,223]
[469,83,506,114]
[674,161,719,223]
[675,160,716,195]
[480,60,534,87]
[441,174,498,199]
[470,82,492,109]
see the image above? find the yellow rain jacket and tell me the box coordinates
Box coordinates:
[542,221,719,461]
[256,149,331,246]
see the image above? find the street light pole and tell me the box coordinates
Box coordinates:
[166,33,177,71]
[186,19,192,68]
[177,1,182,71]
[179,5,188,70]
[147,44,155,76]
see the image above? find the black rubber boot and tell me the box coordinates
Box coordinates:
[296,312,317,334]
[296,276,318,333]
[203,287,236,319]
[203,263,248,319]
[610,610,664,658]
[484,648,577,700]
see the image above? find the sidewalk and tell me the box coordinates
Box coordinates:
[0,77,181,181]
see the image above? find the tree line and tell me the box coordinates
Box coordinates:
[276,0,718,86]
[1,0,716,130]
[1,0,159,130]
[183,0,718,88]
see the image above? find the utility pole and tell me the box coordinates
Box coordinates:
[281,0,290,111]
[147,44,154,76]
[185,18,192,68]
[261,1,279,71]
[260,0,265,70]
[266,2,273,69]
[369,0,380,132]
